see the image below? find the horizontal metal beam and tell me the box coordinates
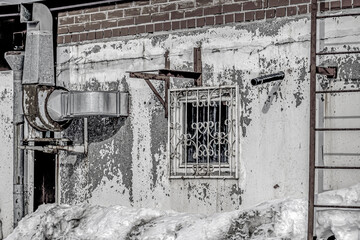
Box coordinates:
[316,89,360,94]
[315,204,360,209]
[158,69,201,79]
[315,166,360,169]
[317,12,360,19]
[316,50,360,55]
[315,128,360,131]
[129,72,169,81]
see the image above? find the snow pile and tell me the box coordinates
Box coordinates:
[6,183,360,240]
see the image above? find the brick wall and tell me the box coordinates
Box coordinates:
[57,0,360,44]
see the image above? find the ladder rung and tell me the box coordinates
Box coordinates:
[315,204,360,209]
[315,128,360,131]
[315,166,360,169]
[316,50,360,55]
[317,12,360,19]
[316,89,360,94]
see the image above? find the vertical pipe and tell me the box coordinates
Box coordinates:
[84,117,88,155]
[308,0,318,239]
[5,52,25,227]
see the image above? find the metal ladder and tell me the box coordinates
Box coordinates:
[308,0,360,239]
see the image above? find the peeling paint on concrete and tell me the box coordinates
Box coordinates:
[53,14,360,215]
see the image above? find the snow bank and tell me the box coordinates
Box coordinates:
[6,183,360,240]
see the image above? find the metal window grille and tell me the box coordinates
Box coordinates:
[169,85,239,179]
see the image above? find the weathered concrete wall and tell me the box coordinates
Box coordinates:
[56,14,360,214]
[0,71,13,237]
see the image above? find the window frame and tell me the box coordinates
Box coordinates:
[168,85,239,179]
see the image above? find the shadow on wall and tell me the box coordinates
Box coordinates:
[62,116,127,144]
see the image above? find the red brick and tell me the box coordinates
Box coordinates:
[223,3,242,13]
[197,17,205,27]
[225,14,234,23]
[205,16,215,25]
[185,8,203,18]
[287,6,296,15]
[59,17,74,25]
[85,22,101,31]
[290,0,309,4]
[163,22,171,30]
[319,2,329,11]
[146,24,154,33]
[64,35,71,43]
[68,10,82,16]
[104,29,112,38]
[243,1,262,10]
[137,25,146,33]
[84,7,99,13]
[172,21,181,30]
[91,13,106,21]
[155,23,163,31]
[160,3,177,12]
[215,15,223,24]
[244,11,255,21]
[102,20,117,29]
[116,2,133,8]
[268,0,289,8]
[255,10,265,20]
[95,31,103,39]
[342,0,352,8]
[72,34,79,43]
[196,0,213,6]
[128,26,137,35]
[136,15,152,24]
[142,5,159,14]
[354,0,360,7]
[204,5,222,15]
[74,15,90,23]
[100,5,116,11]
[330,1,341,10]
[87,32,96,40]
[113,28,120,37]
[134,0,150,6]
[58,12,67,17]
[152,0,167,3]
[171,11,184,19]
[58,27,68,34]
[57,36,64,44]
[120,28,129,36]
[180,20,187,29]
[118,18,135,26]
[79,33,87,41]
[266,9,275,18]
[125,8,141,17]
[235,12,244,22]
[108,10,124,19]
[152,13,169,22]
[69,24,84,33]
[276,7,286,17]
[187,18,196,28]
[178,1,195,9]
[298,4,307,14]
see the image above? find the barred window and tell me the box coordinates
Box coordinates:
[169,86,239,179]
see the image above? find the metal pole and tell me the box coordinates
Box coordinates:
[308,0,317,238]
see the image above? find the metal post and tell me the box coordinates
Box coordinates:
[308,0,318,238]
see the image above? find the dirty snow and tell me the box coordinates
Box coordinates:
[6,183,360,240]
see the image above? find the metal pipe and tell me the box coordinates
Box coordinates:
[250,71,285,86]
[4,51,25,227]
[84,117,88,155]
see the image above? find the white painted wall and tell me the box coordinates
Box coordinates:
[55,14,360,214]
[0,71,13,238]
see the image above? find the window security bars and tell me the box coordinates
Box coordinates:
[169,86,239,179]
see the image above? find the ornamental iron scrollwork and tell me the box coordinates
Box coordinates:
[169,86,239,179]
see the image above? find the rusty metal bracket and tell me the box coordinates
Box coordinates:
[316,66,337,78]
[128,47,202,118]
